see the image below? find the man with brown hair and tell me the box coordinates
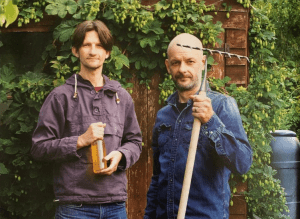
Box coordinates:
[31,20,142,219]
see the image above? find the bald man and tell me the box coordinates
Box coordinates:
[144,33,252,219]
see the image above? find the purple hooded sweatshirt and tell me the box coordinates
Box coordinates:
[31,74,142,204]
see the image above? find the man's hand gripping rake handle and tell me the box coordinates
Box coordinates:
[177,59,207,219]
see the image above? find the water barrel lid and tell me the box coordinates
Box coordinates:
[270,130,296,137]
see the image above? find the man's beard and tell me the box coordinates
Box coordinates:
[172,73,200,92]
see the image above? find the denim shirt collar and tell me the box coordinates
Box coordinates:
[165,80,211,107]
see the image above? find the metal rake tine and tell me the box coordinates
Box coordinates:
[192,46,201,51]
[175,44,250,62]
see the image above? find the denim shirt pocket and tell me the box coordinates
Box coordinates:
[182,122,205,149]
[157,123,172,154]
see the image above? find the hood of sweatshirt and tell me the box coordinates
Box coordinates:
[66,73,122,100]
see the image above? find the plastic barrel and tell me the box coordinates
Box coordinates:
[270,130,300,219]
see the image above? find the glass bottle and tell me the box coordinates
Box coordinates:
[91,139,107,173]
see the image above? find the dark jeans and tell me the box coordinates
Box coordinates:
[55,202,127,219]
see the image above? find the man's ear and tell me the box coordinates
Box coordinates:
[72,47,79,58]
[201,55,207,71]
[165,59,170,74]
[105,51,111,59]
[202,55,207,64]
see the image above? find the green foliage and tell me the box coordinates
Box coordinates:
[266,0,300,137]
[226,0,299,218]
[16,0,46,26]
[268,0,300,63]
[0,0,19,27]
[0,65,55,218]
[45,0,77,18]
[1,0,299,218]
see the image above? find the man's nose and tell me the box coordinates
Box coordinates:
[89,45,97,55]
[179,62,187,73]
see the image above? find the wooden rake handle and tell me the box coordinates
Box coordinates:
[177,90,206,219]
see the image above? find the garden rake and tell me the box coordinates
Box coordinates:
[176,43,250,219]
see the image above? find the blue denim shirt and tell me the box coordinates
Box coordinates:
[144,87,252,219]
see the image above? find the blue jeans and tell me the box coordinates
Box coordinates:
[55,202,127,219]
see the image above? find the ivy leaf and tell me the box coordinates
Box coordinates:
[45,4,58,16]
[0,138,14,148]
[207,56,215,66]
[148,60,157,70]
[135,61,141,70]
[16,122,33,134]
[263,165,276,176]
[187,14,199,22]
[265,56,278,63]
[5,146,18,155]
[150,45,160,53]
[0,64,16,84]
[3,108,22,125]
[268,92,277,99]
[139,35,160,48]
[142,20,164,35]
[261,30,275,40]
[110,46,129,70]
[239,98,247,106]
[2,0,19,28]
[273,99,282,108]
[45,0,78,18]
[259,48,273,56]
[240,115,249,123]
[0,163,9,174]
[201,15,213,23]
[115,54,129,70]
[155,1,170,11]
[53,20,80,42]
[157,10,167,19]
[65,0,77,14]
[57,55,70,61]
[103,10,114,20]
[140,57,149,68]
[71,56,78,63]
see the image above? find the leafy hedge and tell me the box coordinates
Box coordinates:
[0,0,299,218]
